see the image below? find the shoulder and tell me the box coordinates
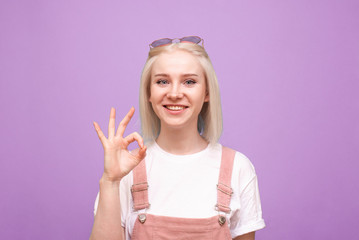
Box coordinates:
[221,145,256,174]
[221,145,258,193]
[233,150,256,177]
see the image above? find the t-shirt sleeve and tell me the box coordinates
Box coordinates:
[119,173,132,228]
[230,152,266,237]
[93,191,100,216]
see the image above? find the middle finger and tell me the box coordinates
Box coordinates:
[116,107,135,137]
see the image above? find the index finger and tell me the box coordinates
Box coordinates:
[116,107,135,137]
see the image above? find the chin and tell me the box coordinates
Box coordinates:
[162,122,187,130]
[160,117,197,131]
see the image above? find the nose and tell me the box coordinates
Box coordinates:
[166,83,183,100]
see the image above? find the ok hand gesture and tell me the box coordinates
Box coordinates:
[93,107,147,183]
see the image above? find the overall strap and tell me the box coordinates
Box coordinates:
[216,146,236,213]
[131,159,150,211]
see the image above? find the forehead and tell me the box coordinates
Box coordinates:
[151,50,203,76]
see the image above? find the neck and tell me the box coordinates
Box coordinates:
[156,122,209,155]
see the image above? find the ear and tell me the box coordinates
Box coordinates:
[204,92,209,102]
[148,93,152,103]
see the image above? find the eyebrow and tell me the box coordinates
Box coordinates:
[154,73,199,77]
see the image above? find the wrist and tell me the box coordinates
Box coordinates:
[100,174,122,186]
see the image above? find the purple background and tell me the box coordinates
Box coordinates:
[1,0,358,239]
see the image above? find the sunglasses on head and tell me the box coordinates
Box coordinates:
[149,36,204,48]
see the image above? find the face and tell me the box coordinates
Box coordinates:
[149,50,209,130]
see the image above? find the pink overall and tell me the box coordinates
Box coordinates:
[130,146,236,240]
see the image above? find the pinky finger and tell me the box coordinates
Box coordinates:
[93,121,106,143]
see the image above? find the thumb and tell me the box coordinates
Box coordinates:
[138,145,147,160]
[130,146,147,161]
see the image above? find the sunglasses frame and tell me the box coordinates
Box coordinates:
[149,36,204,48]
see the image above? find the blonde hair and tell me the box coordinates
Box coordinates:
[139,43,222,144]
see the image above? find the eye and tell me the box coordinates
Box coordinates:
[184,79,197,85]
[156,79,168,85]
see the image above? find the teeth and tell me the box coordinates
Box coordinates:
[166,105,185,111]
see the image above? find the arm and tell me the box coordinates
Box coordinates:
[89,178,125,240]
[89,107,146,240]
[233,231,255,240]
[230,154,265,239]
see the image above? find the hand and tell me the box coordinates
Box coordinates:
[93,107,147,183]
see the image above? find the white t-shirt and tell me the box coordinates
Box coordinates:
[94,141,265,239]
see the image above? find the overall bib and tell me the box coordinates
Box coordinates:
[130,146,236,240]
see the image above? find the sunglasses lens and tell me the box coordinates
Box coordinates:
[151,38,172,47]
[180,36,201,44]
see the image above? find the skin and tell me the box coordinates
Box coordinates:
[89,50,255,240]
[149,50,209,154]
[90,107,145,240]
[234,232,255,240]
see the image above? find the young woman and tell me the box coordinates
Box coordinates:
[90,36,265,240]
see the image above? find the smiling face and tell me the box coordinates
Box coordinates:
[149,50,209,131]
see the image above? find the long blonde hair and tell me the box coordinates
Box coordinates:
[139,43,223,144]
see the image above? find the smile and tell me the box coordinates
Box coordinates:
[163,105,189,113]
[164,105,188,111]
